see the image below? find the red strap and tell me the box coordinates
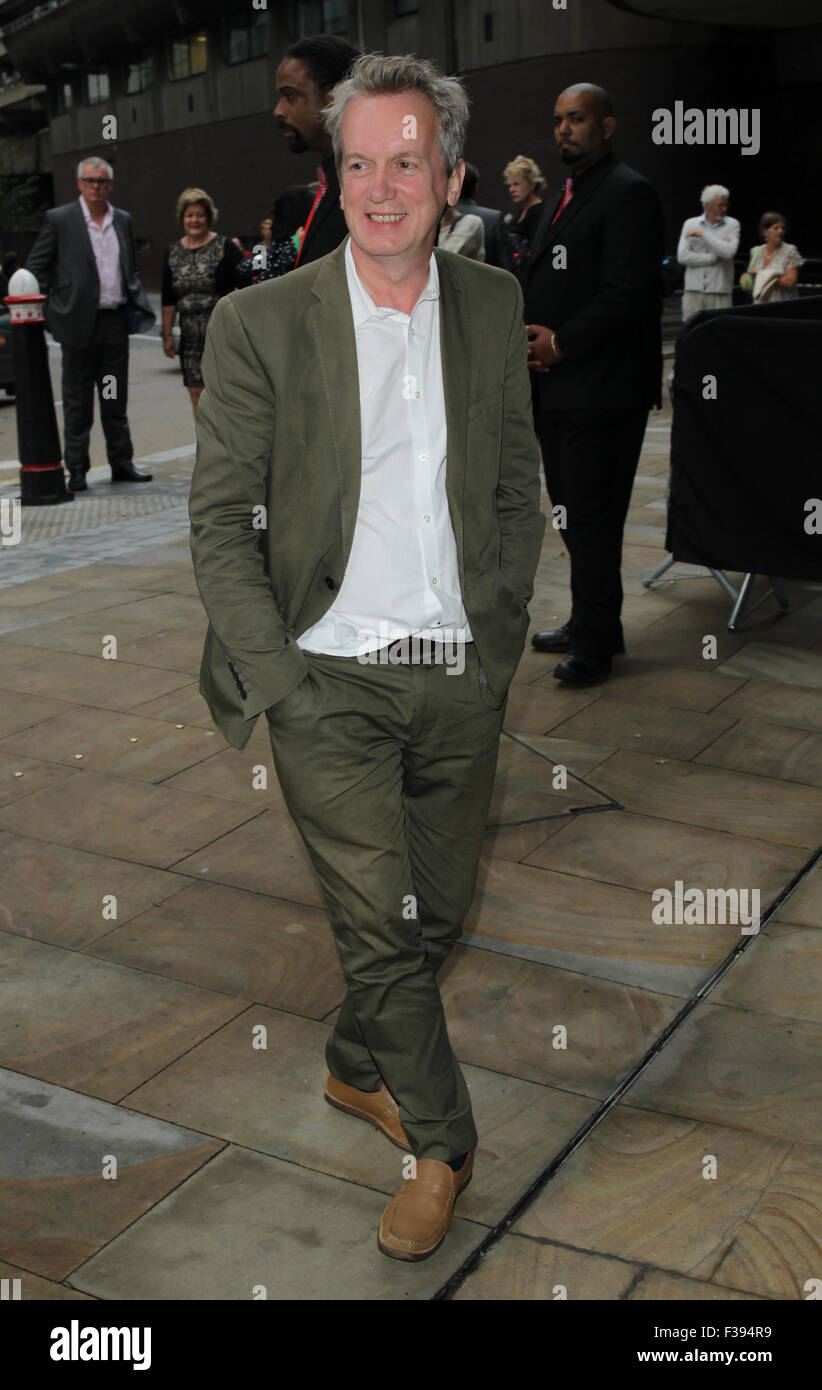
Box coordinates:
[294,168,328,267]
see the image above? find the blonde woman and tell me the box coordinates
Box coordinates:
[503,155,546,271]
[741,211,803,304]
[161,188,243,416]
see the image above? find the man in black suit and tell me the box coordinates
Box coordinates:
[524,84,664,684]
[27,157,155,493]
[273,34,360,266]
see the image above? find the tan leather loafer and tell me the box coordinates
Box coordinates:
[378,1152,474,1261]
[324,1073,410,1150]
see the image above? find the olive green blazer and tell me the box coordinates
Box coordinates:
[189,237,544,750]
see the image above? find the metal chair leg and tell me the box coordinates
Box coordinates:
[642,553,675,587]
[727,572,754,631]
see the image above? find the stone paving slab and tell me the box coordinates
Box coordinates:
[0,1068,223,1282]
[0,831,187,950]
[0,931,249,1103]
[452,1233,642,1300]
[67,1145,484,1301]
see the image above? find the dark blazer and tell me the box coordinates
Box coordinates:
[189,239,545,750]
[523,151,664,411]
[457,198,504,267]
[297,154,349,266]
[26,199,155,349]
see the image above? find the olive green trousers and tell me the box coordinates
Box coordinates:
[265,642,506,1162]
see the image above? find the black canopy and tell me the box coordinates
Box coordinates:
[666,296,822,582]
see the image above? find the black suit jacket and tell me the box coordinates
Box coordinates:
[26,199,155,349]
[523,152,664,411]
[297,154,349,266]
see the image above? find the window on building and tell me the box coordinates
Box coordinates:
[224,10,269,64]
[396,1,420,14]
[58,76,74,112]
[483,13,494,41]
[289,1,349,37]
[322,0,348,33]
[168,32,208,81]
[126,51,154,95]
[86,70,109,104]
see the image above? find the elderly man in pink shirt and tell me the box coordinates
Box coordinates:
[27,157,155,492]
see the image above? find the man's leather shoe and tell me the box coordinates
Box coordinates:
[531,625,571,653]
[553,651,612,685]
[324,1073,410,1150]
[111,464,152,482]
[67,471,87,492]
[378,1152,474,1261]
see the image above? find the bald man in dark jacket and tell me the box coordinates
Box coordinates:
[523,85,664,684]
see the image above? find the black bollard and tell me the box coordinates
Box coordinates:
[4,268,72,506]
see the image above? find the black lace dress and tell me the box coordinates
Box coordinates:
[161,234,243,387]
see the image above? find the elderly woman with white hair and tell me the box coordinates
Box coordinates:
[676,183,740,321]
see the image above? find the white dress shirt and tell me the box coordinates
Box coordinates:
[676,214,740,294]
[80,195,125,308]
[298,238,471,656]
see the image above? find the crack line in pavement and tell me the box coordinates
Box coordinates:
[432,841,822,1300]
[487,728,623,830]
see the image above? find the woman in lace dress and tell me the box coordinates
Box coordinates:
[161,188,243,417]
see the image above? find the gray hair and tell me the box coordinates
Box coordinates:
[77,156,114,179]
[701,184,729,206]
[321,52,469,176]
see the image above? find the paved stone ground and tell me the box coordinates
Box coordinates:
[1,342,822,1301]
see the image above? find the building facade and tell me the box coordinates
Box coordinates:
[1,0,820,288]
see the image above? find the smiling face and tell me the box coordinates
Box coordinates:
[338,90,463,275]
[182,202,209,238]
[274,57,328,155]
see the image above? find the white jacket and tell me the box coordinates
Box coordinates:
[676,215,740,293]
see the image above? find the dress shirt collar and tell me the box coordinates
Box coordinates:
[80,194,113,227]
[344,235,439,328]
[700,213,726,227]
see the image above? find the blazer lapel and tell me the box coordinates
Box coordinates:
[526,199,558,274]
[527,154,616,275]
[306,240,362,562]
[112,208,130,282]
[434,248,469,567]
[73,199,99,284]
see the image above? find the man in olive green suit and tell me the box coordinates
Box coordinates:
[189,54,544,1261]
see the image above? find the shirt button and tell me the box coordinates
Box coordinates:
[432,577,438,586]
[418,453,427,462]
[423,514,430,523]
[409,328,415,336]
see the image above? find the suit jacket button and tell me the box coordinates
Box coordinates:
[324,576,336,590]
